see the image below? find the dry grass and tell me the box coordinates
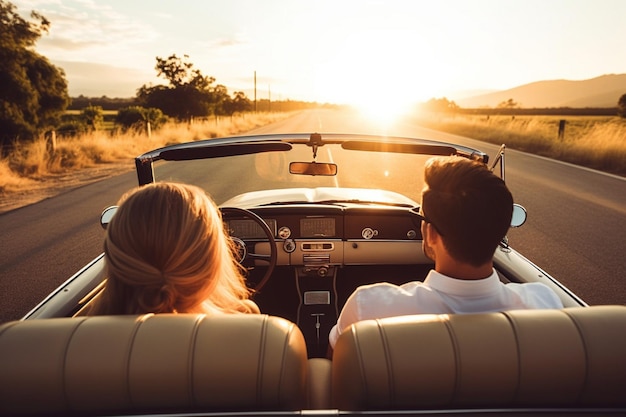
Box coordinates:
[0,112,293,195]
[3,110,623,197]
[413,113,626,176]
[0,159,39,192]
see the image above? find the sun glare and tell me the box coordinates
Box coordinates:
[354,96,414,125]
[314,29,428,125]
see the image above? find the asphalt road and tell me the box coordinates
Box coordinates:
[1,109,625,323]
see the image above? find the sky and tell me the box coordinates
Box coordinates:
[12,0,626,112]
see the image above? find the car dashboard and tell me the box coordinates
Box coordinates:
[225,204,431,268]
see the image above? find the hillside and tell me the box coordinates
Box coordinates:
[455,74,626,108]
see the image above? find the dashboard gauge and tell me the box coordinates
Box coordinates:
[226,219,276,239]
[278,226,291,239]
[301,217,335,237]
[361,227,378,239]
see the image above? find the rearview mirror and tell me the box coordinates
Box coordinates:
[511,204,527,227]
[289,161,337,176]
[100,206,118,229]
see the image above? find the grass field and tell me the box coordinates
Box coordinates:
[412,113,626,177]
[0,112,293,194]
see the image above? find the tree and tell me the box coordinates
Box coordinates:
[137,54,219,122]
[497,98,519,109]
[618,93,626,118]
[222,91,252,116]
[421,97,459,113]
[0,0,70,148]
[212,84,229,116]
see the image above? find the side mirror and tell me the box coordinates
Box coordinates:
[511,204,527,228]
[289,161,337,176]
[100,206,118,229]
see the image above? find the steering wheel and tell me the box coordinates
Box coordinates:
[220,207,277,292]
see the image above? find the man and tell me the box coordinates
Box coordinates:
[328,156,563,349]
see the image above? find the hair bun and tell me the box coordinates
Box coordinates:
[138,282,176,313]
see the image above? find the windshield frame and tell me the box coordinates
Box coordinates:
[135,133,489,186]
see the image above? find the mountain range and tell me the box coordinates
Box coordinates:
[454,74,626,108]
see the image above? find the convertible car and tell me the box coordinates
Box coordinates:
[1,133,625,416]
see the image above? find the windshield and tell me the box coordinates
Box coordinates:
[153,143,430,205]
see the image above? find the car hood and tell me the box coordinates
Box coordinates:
[221,187,420,209]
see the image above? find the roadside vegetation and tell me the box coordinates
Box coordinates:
[414,114,626,176]
[416,98,626,177]
[0,112,293,194]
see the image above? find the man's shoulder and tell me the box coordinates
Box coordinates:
[506,281,555,294]
[354,280,425,295]
[505,281,563,308]
[348,281,434,308]
[344,280,444,322]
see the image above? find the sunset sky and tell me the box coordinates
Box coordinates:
[13,0,626,109]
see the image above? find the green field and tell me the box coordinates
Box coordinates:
[64,109,117,131]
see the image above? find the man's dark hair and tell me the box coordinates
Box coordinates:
[421,156,513,266]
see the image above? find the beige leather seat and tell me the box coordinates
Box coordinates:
[0,314,311,415]
[332,305,626,411]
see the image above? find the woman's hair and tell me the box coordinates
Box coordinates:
[89,182,258,315]
[421,156,513,267]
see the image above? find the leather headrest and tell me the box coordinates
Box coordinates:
[332,306,626,410]
[0,314,308,415]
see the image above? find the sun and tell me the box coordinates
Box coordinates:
[313,29,429,125]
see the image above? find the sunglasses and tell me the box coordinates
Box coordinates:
[411,207,444,236]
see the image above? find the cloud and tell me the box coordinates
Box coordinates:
[39,37,106,51]
[211,37,244,48]
[26,0,157,58]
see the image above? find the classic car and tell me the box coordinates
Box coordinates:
[1,133,624,416]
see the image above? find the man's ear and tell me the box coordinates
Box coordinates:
[424,222,440,242]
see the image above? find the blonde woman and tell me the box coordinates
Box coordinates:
[89,182,259,315]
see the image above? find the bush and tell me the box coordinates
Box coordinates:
[115,106,145,130]
[81,105,104,130]
[116,106,167,131]
[56,120,89,137]
[618,94,626,118]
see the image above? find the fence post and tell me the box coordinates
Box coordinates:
[558,119,566,140]
[46,130,57,155]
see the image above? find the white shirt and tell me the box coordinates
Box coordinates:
[328,269,563,348]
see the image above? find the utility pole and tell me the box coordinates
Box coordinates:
[254,71,257,113]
